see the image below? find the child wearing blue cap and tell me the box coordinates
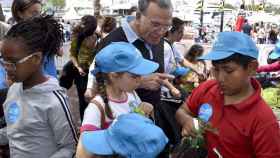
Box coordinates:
[80,42,159,133]
[176,32,280,158]
[76,113,168,158]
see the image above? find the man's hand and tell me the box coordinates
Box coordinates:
[139,73,175,90]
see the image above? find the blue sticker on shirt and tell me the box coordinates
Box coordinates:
[198,103,213,123]
[6,102,20,124]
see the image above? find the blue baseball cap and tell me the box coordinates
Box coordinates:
[199,32,259,61]
[269,41,280,60]
[92,42,159,75]
[81,113,168,158]
[171,67,190,77]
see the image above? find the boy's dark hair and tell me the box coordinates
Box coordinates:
[12,0,42,22]
[212,53,256,68]
[5,15,63,58]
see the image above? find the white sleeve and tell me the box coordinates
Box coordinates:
[87,62,97,89]
[82,103,102,129]
[173,45,184,62]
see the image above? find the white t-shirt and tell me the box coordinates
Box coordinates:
[164,41,184,74]
[81,91,141,131]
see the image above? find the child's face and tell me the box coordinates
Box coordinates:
[0,40,42,82]
[212,61,254,96]
[110,72,142,92]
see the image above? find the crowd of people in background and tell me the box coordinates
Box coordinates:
[0,0,280,158]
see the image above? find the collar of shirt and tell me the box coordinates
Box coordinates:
[208,78,262,111]
[121,16,139,43]
[121,16,153,59]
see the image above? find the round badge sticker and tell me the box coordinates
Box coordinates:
[198,103,213,123]
[6,102,20,124]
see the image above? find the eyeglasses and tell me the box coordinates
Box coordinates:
[0,52,40,71]
[142,14,172,32]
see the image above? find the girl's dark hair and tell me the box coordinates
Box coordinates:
[95,72,114,119]
[101,16,117,34]
[5,15,63,57]
[170,17,184,33]
[185,44,204,62]
[165,17,184,37]
[72,15,97,54]
[212,53,256,68]
[12,0,42,22]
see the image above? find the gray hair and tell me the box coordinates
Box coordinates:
[138,0,173,14]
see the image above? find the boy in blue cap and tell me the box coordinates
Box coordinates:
[176,32,280,158]
[76,113,168,158]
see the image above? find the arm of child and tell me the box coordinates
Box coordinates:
[48,98,79,158]
[76,139,93,158]
[180,59,208,81]
[256,61,280,73]
[0,127,8,145]
[175,104,196,137]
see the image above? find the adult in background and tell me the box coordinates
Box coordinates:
[100,16,117,38]
[161,17,205,147]
[85,0,174,157]
[268,24,278,44]
[242,19,252,36]
[63,15,98,120]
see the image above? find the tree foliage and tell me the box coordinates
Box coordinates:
[48,0,65,9]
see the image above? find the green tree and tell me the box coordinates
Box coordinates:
[224,3,236,10]
[48,0,65,10]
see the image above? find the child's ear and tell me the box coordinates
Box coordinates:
[248,60,259,76]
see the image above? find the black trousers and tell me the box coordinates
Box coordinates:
[156,100,183,158]
[74,73,89,120]
[59,61,89,120]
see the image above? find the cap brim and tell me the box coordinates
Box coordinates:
[269,51,280,60]
[81,131,114,155]
[198,51,235,61]
[129,59,159,75]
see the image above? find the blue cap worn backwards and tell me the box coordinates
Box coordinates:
[91,42,159,75]
[199,32,259,61]
[269,41,280,60]
[81,113,168,158]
